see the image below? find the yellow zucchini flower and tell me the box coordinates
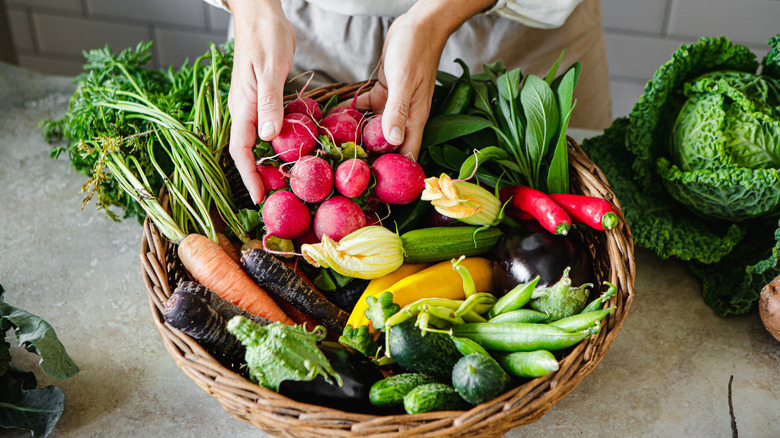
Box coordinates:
[301,226,404,280]
[421,173,502,226]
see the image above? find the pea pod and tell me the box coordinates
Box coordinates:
[549,307,615,332]
[487,308,549,324]
[493,350,559,378]
[450,336,490,356]
[487,276,540,319]
[448,322,599,352]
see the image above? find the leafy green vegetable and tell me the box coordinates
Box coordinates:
[338,324,379,358]
[422,55,579,193]
[581,35,780,316]
[226,317,341,392]
[365,292,400,331]
[1,284,78,437]
[41,41,236,224]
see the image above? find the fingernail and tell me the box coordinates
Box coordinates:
[389,126,403,144]
[260,121,276,139]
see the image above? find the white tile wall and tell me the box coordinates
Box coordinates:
[2,0,779,118]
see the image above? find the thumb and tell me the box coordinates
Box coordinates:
[380,87,410,147]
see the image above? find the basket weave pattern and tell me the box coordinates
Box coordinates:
[139,82,635,438]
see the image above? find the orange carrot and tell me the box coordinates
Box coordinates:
[177,233,293,325]
[216,232,242,265]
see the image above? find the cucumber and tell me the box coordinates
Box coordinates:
[451,353,510,405]
[403,383,468,414]
[387,319,462,381]
[369,373,437,407]
[400,226,502,263]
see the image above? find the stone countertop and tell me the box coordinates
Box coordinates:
[0,62,777,438]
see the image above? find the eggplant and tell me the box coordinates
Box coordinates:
[493,222,594,293]
[278,341,391,414]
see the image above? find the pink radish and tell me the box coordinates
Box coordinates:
[255,162,289,191]
[371,153,426,205]
[272,113,318,162]
[294,225,320,246]
[334,159,371,198]
[313,196,367,241]
[362,115,398,154]
[330,106,365,123]
[261,190,311,240]
[319,112,361,146]
[285,96,323,121]
[289,155,334,203]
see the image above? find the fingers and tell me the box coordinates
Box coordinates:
[229,84,266,204]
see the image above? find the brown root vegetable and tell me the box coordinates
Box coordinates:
[759,276,780,342]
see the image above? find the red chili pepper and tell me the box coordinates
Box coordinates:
[499,185,571,235]
[548,193,619,231]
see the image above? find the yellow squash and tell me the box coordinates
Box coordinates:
[347,257,496,331]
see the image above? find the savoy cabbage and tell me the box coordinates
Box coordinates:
[581,35,780,316]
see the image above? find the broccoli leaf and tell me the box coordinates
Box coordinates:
[338,325,379,358]
[0,368,65,438]
[365,292,400,331]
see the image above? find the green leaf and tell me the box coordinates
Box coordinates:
[442,144,470,171]
[422,114,493,147]
[0,369,65,438]
[458,146,509,179]
[338,325,379,358]
[482,60,508,84]
[0,300,79,381]
[365,292,400,331]
[544,50,566,85]
[497,68,522,102]
[237,208,263,235]
[471,81,494,120]
[546,65,579,194]
[521,75,560,187]
[428,145,457,171]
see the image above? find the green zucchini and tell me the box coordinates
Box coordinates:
[387,319,462,381]
[400,226,502,263]
[451,353,510,405]
[369,373,437,407]
[403,383,468,414]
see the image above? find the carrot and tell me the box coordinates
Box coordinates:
[216,232,242,264]
[242,247,350,334]
[177,234,293,325]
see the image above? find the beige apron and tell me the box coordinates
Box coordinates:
[278,0,611,130]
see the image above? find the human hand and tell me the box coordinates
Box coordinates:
[354,14,445,160]
[227,0,295,204]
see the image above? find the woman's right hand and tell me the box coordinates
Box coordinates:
[227,0,295,204]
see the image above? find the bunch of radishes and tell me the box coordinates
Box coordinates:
[256,93,426,248]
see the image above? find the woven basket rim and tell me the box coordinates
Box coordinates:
[139,81,636,438]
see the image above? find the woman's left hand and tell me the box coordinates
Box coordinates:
[354,0,495,160]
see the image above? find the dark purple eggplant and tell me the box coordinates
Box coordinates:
[493,222,594,293]
[278,341,392,414]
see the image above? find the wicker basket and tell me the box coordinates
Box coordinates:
[139,82,635,438]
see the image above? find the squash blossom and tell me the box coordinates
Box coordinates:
[301,226,404,279]
[421,173,502,226]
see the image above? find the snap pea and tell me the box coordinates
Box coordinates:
[487,308,549,324]
[454,292,496,317]
[448,322,600,352]
[487,276,540,319]
[493,350,559,378]
[549,307,615,332]
[450,336,490,356]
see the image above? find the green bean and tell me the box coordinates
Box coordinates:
[460,310,488,323]
[487,276,540,319]
[454,292,496,317]
[448,322,600,352]
[493,350,559,378]
[423,305,466,325]
[487,308,549,324]
[549,307,615,332]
